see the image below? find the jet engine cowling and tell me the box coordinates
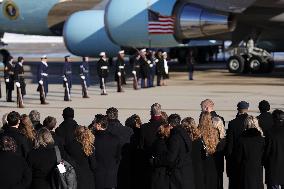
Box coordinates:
[63,10,120,57]
[105,0,236,47]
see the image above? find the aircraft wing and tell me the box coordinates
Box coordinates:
[182,0,257,13]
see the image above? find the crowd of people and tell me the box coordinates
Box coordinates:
[1,49,170,107]
[0,99,284,189]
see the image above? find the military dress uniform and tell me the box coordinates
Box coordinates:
[4,61,15,102]
[97,57,109,95]
[132,55,141,90]
[80,60,90,98]
[115,57,126,92]
[63,62,72,101]
[14,61,25,108]
[37,61,48,104]
[147,55,155,87]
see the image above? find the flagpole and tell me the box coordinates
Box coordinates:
[147,0,152,49]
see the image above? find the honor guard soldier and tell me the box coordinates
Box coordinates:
[146,49,155,87]
[97,52,109,95]
[155,50,165,86]
[132,53,141,90]
[37,55,48,104]
[139,49,150,88]
[115,50,126,92]
[63,55,72,101]
[14,56,26,108]
[80,57,90,98]
[163,52,169,82]
[4,56,15,102]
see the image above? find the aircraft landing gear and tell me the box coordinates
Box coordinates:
[227,39,274,74]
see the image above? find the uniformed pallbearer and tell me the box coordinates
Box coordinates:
[80,57,90,98]
[4,56,15,102]
[139,49,150,88]
[115,50,126,92]
[155,50,165,86]
[37,55,48,104]
[132,53,141,90]
[63,55,72,101]
[97,52,109,95]
[14,56,26,108]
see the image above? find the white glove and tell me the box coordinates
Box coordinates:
[16,82,21,88]
[63,77,67,82]
[150,64,154,68]
[5,78,9,83]
[147,60,151,64]
[39,80,43,85]
[81,75,86,80]
[155,59,159,63]
[132,71,136,75]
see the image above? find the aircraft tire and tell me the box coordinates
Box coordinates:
[248,56,263,73]
[227,55,245,73]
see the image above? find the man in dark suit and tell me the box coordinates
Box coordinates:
[55,107,78,146]
[264,110,284,189]
[94,114,121,189]
[0,111,31,158]
[257,100,273,136]
[140,103,164,189]
[226,101,250,189]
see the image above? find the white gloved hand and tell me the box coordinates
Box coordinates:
[150,64,154,68]
[132,71,136,75]
[147,60,151,64]
[5,78,9,83]
[15,82,21,88]
[155,59,159,63]
[117,72,121,77]
[39,80,43,85]
[81,75,86,80]
[63,77,67,82]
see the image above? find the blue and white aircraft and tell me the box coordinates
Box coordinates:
[0,0,284,73]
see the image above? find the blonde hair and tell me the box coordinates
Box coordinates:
[19,114,36,142]
[212,117,226,139]
[35,128,54,149]
[75,126,95,156]
[198,112,219,155]
[181,117,201,141]
[245,115,264,137]
[158,124,171,139]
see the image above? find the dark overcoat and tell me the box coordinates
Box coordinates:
[236,128,265,189]
[257,112,273,136]
[192,138,206,189]
[55,118,78,146]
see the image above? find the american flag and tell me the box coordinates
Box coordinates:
[148,9,175,35]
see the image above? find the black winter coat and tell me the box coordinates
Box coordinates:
[65,140,96,189]
[264,125,284,185]
[167,126,195,189]
[236,128,265,189]
[27,145,68,189]
[192,139,206,189]
[94,130,121,189]
[0,151,32,189]
[257,112,273,136]
[151,137,170,189]
[0,127,31,158]
[226,113,248,178]
[55,118,78,145]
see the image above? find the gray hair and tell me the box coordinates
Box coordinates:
[151,103,162,116]
[29,110,40,123]
[35,128,54,149]
[244,115,264,137]
[212,117,226,139]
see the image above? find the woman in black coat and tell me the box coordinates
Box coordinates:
[236,115,265,189]
[181,117,205,189]
[151,124,171,189]
[0,136,31,189]
[27,128,68,189]
[65,126,96,189]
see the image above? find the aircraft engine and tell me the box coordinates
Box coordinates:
[105,0,236,47]
[63,10,120,57]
